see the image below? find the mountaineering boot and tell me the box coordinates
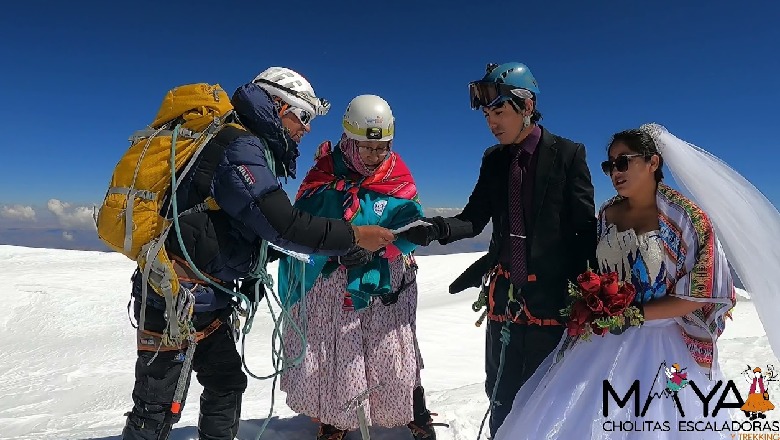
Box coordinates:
[317,423,348,440]
[407,385,443,439]
[198,388,243,440]
[122,412,171,440]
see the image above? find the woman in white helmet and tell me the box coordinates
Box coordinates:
[278,95,441,440]
[121,69,395,440]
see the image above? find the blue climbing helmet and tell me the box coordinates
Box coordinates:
[468,62,540,110]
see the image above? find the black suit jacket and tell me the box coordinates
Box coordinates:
[444,125,597,318]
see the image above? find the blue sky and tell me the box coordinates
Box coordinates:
[1,0,778,233]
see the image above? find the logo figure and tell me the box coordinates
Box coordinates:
[373,200,388,217]
[741,366,775,420]
[665,363,689,393]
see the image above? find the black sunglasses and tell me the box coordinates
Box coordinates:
[601,154,646,175]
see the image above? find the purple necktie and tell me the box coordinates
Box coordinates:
[509,149,530,287]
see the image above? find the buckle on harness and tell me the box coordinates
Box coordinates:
[484,264,562,327]
[137,316,223,352]
[506,295,562,327]
[505,283,525,321]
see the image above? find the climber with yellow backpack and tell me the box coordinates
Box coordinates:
[97,66,395,440]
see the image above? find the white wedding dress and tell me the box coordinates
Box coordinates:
[494,224,734,439]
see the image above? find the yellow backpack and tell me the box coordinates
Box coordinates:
[97,83,236,338]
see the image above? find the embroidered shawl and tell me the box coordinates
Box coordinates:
[277,140,423,311]
[596,183,736,373]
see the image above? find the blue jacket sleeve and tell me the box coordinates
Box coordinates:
[212,134,354,256]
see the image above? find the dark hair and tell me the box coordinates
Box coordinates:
[508,94,543,123]
[608,129,664,182]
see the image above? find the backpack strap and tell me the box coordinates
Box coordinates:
[189,124,248,208]
[129,127,200,143]
[139,117,233,341]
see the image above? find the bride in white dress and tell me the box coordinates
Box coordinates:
[493,124,764,439]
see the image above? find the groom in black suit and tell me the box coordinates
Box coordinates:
[400,62,597,437]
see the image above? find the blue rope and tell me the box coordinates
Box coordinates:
[477,321,511,440]
[169,124,254,328]
[168,123,311,440]
[242,258,308,381]
[249,258,309,440]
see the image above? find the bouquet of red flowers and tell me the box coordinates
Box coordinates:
[560,268,645,339]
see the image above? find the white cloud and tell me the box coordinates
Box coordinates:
[62,231,74,241]
[424,207,464,217]
[1,205,37,221]
[47,199,96,230]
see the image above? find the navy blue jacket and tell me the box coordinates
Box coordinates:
[135,83,355,311]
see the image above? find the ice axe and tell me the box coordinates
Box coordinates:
[342,382,385,440]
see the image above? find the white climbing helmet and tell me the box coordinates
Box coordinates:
[342,94,395,142]
[252,66,331,120]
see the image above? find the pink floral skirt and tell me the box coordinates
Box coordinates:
[279,258,423,430]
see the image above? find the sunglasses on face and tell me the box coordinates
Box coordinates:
[288,106,313,125]
[600,154,645,175]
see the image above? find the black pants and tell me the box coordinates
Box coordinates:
[122,302,247,440]
[485,319,563,438]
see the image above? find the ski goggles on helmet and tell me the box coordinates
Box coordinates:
[468,81,534,110]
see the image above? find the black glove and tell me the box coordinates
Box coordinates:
[266,247,284,263]
[380,263,417,306]
[399,216,450,246]
[338,245,374,269]
[239,277,266,302]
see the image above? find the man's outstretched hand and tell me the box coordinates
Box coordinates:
[398,217,451,246]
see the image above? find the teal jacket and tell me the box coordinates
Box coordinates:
[278,146,423,311]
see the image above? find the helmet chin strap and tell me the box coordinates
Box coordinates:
[504,98,533,144]
[509,115,533,145]
[275,101,295,139]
